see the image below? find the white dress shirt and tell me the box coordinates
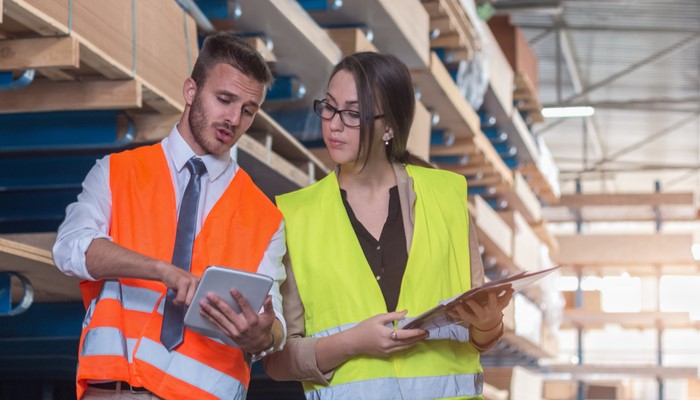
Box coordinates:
[53,125,287,342]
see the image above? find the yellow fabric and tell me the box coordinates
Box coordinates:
[276,164,481,398]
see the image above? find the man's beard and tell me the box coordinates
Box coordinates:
[188,91,212,154]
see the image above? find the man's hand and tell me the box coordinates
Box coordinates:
[159,264,200,307]
[199,289,276,354]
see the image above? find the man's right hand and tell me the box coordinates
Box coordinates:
[159,262,200,306]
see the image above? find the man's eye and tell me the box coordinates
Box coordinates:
[218,97,231,104]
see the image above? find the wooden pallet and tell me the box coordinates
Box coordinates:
[422,0,478,63]
[0,0,198,114]
[514,73,544,123]
[518,162,559,205]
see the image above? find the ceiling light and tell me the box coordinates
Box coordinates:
[542,106,595,118]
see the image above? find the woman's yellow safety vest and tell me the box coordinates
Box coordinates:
[277,164,483,400]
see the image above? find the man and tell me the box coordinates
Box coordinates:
[53,33,286,400]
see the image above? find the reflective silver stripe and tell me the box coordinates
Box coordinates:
[308,322,358,338]
[395,319,470,343]
[82,298,97,329]
[81,327,138,363]
[135,337,246,400]
[96,280,163,313]
[306,373,483,400]
[311,322,468,343]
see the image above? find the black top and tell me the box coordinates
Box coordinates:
[340,186,408,312]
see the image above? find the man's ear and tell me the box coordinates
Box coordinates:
[183,77,197,106]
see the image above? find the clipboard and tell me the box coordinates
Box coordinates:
[183,266,273,347]
[402,265,562,330]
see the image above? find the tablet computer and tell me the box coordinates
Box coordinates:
[183,266,274,347]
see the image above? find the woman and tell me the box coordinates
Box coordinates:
[265,52,513,399]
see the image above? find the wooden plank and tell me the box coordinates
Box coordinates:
[309,0,430,69]
[430,138,477,156]
[518,162,559,204]
[562,310,697,330]
[243,37,277,63]
[248,110,330,182]
[129,112,181,142]
[543,192,697,222]
[546,364,699,380]
[500,210,542,272]
[554,233,695,266]
[0,36,79,70]
[0,0,3,23]
[5,0,194,113]
[0,234,81,302]
[325,28,378,57]
[237,134,309,188]
[411,52,481,136]
[503,171,542,224]
[0,79,142,113]
[234,0,341,102]
[472,196,514,272]
[407,100,431,162]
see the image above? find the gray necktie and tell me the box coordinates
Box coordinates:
[160,157,207,351]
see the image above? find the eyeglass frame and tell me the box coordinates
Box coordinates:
[313,99,384,128]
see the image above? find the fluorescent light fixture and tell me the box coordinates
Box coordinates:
[542,106,595,118]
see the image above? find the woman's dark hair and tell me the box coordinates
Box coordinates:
[328,52,432,168]
[191,33,273,88]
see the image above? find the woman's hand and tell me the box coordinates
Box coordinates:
[448,286,514,330]
[348,310,429,358]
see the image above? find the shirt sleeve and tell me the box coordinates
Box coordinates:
[264,253,333,385]
[256,221,288,350]
[52,156,113,281]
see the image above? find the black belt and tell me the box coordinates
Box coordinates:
[88,381,151,394]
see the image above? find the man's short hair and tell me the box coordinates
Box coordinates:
[191,33,273,88]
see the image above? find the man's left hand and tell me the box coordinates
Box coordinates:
[199,289,275,354]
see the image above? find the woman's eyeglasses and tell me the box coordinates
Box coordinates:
[313,100,383,128]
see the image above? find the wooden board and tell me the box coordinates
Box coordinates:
[472,196,515,273]
[543,192,697,222]
[407,100,431,162]
[545,364,699,379]
[422,0,477,62]
[0,36,79,70]
[0,234,81,302]
[411,52,481,137]
[503,171,542,224]
[325,28,377,57]
[562,310,698,329]
[248,110,330,182]
[3,0,197,113]
[554,233,695,266]
[233,0,341,102]
[309,0,430,69]
[0,79,141,113]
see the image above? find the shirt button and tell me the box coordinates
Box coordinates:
[376,275,381,281]
[376,245,381,250]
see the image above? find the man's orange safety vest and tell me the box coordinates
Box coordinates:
[76,143,282,399]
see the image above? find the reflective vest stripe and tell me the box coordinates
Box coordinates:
[309,321,469,343]
[81,327,138,363]
[97,280,163,313]
[135,337,247,400]
[306,373,484,400]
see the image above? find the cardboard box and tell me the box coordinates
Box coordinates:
[487,15,538,93]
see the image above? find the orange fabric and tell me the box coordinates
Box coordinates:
[75,143,282,399]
